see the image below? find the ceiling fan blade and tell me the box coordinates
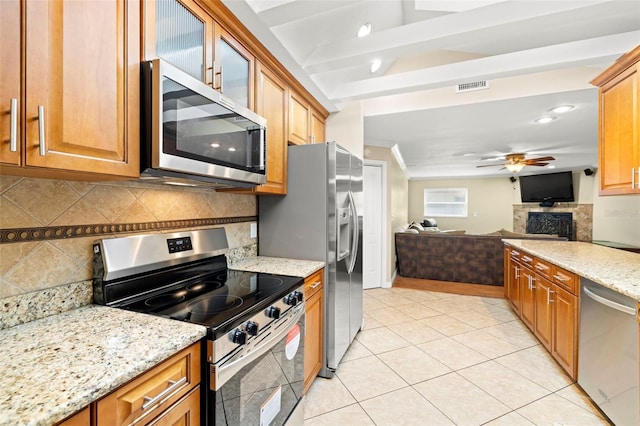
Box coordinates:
[476,163,502,168]
[528,162,549,166]
[525,156,555,163]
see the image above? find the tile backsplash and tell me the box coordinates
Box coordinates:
[0,175,258,299]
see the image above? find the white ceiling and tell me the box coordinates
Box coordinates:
[222,0,640,179]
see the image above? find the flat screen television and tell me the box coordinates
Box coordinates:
[519,171,575,203]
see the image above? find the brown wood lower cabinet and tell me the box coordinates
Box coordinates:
[304,268,324,394]
[96,342,201,426]
[56,407,90,426]
[504,247,578,379]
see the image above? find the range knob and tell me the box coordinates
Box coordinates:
[293,291,303,303]
[283,293,299,306]
[245,320,259,336]
[230,329,247,345]
[265,306,281,319]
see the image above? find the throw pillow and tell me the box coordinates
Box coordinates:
[408,222,424,231]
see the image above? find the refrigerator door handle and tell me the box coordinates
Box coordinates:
[347,190,359,274]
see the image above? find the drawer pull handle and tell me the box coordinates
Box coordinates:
[10,98,18,152]
[552,274,568,282]
[535,264,548,271]
[142,376,187,410]
[522,256,533,263]
[310,281,322,289]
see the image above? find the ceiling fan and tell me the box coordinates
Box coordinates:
[476,153,555,172]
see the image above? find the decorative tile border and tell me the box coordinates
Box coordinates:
[0,216,257,244]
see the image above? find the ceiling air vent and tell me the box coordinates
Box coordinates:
[456,81,489,93]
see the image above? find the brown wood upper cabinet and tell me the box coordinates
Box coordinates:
[143,0,254,109]
[591,45,640,195]
[289,90,326,145]
[1,0,140,179]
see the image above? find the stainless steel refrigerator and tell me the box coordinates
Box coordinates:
[259,141,363,378]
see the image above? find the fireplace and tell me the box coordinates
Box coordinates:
[526,212,575,240]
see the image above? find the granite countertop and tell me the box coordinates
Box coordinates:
[0,305,207,426]
[503,239,640,301]
[230,256,325,278]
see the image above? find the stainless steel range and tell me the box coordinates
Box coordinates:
[92,228,305,426]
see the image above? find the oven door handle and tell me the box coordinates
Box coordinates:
[212,304,305,390]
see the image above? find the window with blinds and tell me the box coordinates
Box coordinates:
[423,188,468,217]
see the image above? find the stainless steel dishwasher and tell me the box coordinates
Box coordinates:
[578,278,639,425]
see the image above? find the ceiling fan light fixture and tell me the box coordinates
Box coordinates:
[549,105,575,114]
[505,163,525,173]
[370,59,382,73]
[535,116,556,124]
[357,23,372,37]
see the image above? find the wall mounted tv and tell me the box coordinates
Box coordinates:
[519,171,575,204]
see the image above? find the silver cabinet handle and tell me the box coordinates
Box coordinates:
[522,255,533,263]
[219,65,224,93]
[38,105,46,156]
[632,168,635,190]
[552,274,568,282]
[141,376,187,410]
[10,98,18,152]
[535,263,547,271]
[310,281,321,289]
[547,287,554,304]
[514,267,520,280]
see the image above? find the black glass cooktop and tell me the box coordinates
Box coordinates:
[120,268,303,336]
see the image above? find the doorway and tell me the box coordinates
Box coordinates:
[363,161,386,289]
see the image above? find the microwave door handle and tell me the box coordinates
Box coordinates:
[259,127,265,170]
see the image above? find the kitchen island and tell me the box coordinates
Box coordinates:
[0,305,206,425]
[230,255,325,277]
[503,239,640,300]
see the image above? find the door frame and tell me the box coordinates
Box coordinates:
[364,160,389,288]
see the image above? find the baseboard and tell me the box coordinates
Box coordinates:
[393,276,505,298]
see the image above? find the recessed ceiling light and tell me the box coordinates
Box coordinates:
[357,23,372,38]
[370,59,382,73]
[535,116,556,124]
[549,105,575,113]
[210,143,220,148]
[547,165,556,169]
[228,147,236,152]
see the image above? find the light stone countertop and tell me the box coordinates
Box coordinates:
[503,239,640,301]
[0,305,207,426]
[230,256,325,278]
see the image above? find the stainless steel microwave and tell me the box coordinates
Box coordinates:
[141,59,266,188]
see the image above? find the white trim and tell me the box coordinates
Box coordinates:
[364,160,387,289]
[390,144,408,179]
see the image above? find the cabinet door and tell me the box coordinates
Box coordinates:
[254,62,287,194]
[311,109,326,144]
[56,407,90,426]
[599,63,640,194]
[533,277,553,350]
[214,25,254,109]
[143,0,214,83]
[289,91,310,145]
[24,0,139,177]
[0,0,21,166]
[507,260,521,314]
[304,289,323,394]
[552,285,577,379]
[148,387,200,426]
[519,268,535,329]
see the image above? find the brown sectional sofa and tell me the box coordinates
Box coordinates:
[395,232,564,286]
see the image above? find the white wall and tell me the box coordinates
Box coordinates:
[589,172,640,245]
[409,176,516,234]
[325,101,364,159]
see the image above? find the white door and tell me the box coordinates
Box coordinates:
[363,163,383,289]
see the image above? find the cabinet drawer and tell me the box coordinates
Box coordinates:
[510,248,521,262]
[305,269,324,300]
[96,342,201,426]
[551,265,577,294]
[533,258,552,280]
[520,253,534,268]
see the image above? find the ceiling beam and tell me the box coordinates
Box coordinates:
[327,32,640,102]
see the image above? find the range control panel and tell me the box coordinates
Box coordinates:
[167,236,193,253]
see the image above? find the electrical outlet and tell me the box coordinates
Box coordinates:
[250,222,257,238]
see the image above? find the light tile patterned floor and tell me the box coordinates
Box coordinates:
[303,287,611,426]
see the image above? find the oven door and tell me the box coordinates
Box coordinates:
[209,305,305,426]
